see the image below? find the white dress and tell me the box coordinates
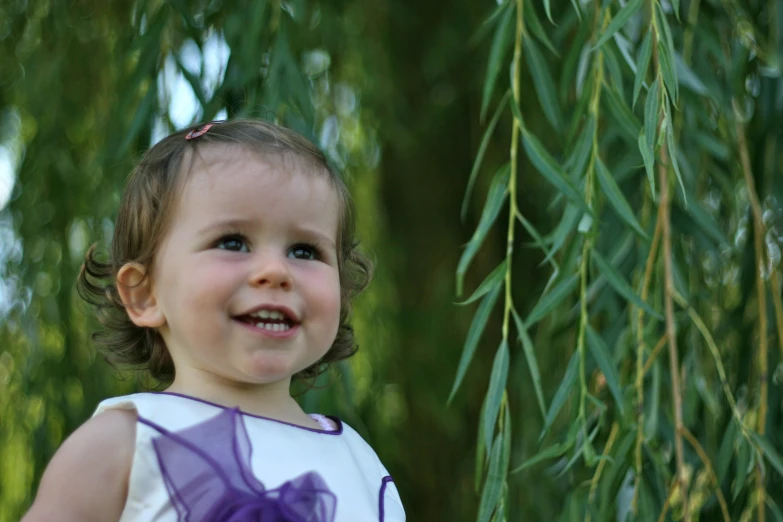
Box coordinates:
[94,392,405,522]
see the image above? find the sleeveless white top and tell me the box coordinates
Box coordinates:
[94,392,405,522]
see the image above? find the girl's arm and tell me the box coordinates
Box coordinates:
[21,409,136,522]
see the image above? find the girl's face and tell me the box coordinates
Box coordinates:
[149,146,341,390]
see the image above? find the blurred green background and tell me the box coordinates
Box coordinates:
[1,0,782,520]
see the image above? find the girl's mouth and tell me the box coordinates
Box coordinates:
[234,308,300,335]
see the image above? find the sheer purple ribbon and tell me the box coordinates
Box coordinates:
[147,408,336,522]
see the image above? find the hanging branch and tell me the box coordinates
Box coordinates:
[735,100,769,522]
[658,136,689,521]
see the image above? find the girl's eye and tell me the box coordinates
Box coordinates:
[289,244,318,260]
[216,235,249,252]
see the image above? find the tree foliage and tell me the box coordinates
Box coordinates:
[0,0,781,521]
[454,0,783,520]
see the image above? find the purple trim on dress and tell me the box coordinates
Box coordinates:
[150,391,343,435]
[379,476,394,522]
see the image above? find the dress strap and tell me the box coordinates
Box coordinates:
[309,414,338,431]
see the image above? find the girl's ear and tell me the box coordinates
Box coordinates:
[116,263,166,328]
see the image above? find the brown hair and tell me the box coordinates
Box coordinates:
[77,119,373,383]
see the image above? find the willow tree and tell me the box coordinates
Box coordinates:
[453,0,783,520]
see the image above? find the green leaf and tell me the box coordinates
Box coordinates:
[502,395,512,467]
[510,439,571,473]
[468,1,516,48]
[658,42,679,104]
[477,433,505,522]
[555,422,601,477]
[733,437,753,500]
[482,340,510,454]
[600,429,636,513]
[603,86,641,140]
[523,0,559,56]
[638,130,656,196]
[457,260,508,306]
[516,211,559,272]
[448,284,503,403]
[644,78,661,155]
[521,128,591,215]
[456,165,510,296]
[592,0,644,50]
[541,350,580,439]
[569,0,583,20]
[586,325,625,415]
[674,51,708,95]
[591,250,663,319]
[118,85,158,155]
[498,402,512,513]
[602,44,625,98]
[752,432,783,477]
[481,5,514,121]
[462,94,510,220]
[512,308,547,420]
[595,157,648,240]
[565,115,595,180]
[644,360,661,437]
[716,419,738,483]
[543,204,580,265]
[672,0,681,20]
[524,36,562,132]
[475,399,488,491]
[542,0,554,24]
[175,56,208,109]
[525,273,579,327]
[633,31,653,107]
[664,103,686,201]
[770,499,783,522]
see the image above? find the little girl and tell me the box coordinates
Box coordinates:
[22,119,405,522]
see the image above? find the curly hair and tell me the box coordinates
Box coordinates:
[77,119,373,383]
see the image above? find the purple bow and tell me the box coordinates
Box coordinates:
[150,408,336,522]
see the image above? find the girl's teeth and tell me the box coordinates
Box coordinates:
[253,310,285,320]
[255,322,291,332]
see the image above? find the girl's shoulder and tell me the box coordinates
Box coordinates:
[22,408,135,522]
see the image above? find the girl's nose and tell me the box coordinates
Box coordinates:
[249,254,292,290]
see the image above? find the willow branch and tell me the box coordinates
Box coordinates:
[633,206,662,511]
[656,481,678,522]
[585,422,619,522]
[576,7,607,457]
[673,289,755,445]
[641,334,667,376]
[658,116,689,521]
[679,427,731,522]
[770,262,783,361]
[502,0,524,348]
[735,102,769,522]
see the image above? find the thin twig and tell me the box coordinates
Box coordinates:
[657,481,678,522]
[633,211,662,511]
[673,289,755,445]
[770,269,783,361]
[658,109,689,521]
[576,6,608,460]
[679,426,731,522]
[735,101,769,522]
[642,334,667,376]
[585,422,620,522]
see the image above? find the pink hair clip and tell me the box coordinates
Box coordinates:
[185,123,215,140]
